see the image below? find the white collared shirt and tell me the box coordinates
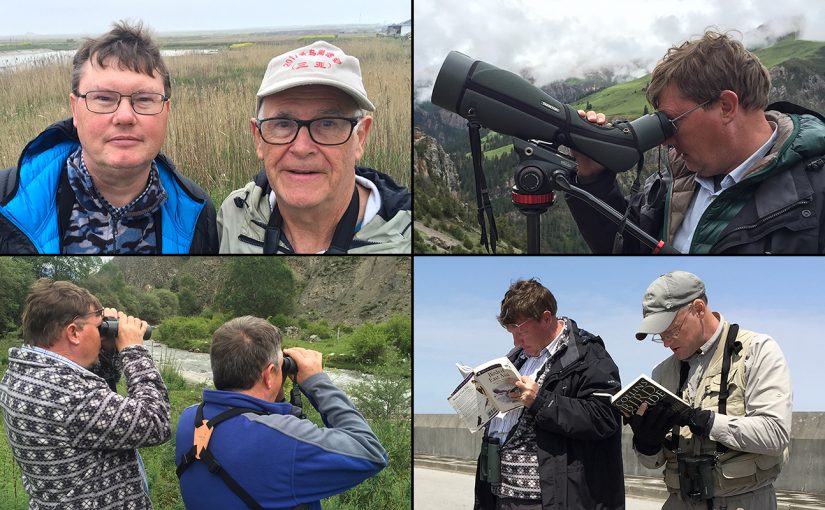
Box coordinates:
[487,319,568,443]
[672,125,779,253]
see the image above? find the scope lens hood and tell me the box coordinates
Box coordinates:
[432,51,476,114]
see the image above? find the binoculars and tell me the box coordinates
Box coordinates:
[98,320,152,340]
[479,436,501,485]
[677,454,716,501]
[282,354,298,378]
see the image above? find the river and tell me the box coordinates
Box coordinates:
[0,48,218,71]
[143,339,371,389]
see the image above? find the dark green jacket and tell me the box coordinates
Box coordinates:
[567,102,825,254]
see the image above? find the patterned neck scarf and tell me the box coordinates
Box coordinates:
[62,147,168,253]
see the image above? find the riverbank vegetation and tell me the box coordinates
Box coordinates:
[0,256,410,373]
[0,331,410,510]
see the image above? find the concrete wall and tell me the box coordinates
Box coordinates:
[415,412,825,494]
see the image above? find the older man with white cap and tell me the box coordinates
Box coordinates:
[218,41,411,253]
[628,270,792,510]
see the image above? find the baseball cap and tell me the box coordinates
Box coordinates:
[635,271,705,340]
[256,40,375,115]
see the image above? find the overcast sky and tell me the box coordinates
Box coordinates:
[0,0,411,36]
[415,0,825,102]
[416,257,825,414]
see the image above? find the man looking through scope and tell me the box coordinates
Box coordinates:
[570,30,825,253]
[432,45,678,253]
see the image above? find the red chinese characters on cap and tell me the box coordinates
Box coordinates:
[282,51,342,70]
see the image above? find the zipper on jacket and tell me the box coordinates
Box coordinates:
[725,197,811,235]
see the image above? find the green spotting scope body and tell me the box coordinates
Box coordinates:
[431,51,674,173]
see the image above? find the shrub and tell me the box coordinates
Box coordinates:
[347,323,388,364]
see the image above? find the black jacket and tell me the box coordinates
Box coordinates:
[0,118,218,254]
[566,102,825,254]
[474,319,624,510]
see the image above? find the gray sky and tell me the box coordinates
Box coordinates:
[415,0,825,102]
[0,0,411,37]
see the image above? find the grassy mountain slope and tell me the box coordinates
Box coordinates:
[572,38,825,118]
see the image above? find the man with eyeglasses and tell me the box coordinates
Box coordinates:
[0,21,218,254]
[218,41,411,253]
[474,278,624,510]
[568,30,825,253]
[0,279,170,509]
[630,271,791,510]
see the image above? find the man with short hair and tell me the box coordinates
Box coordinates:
[569,30,825,253]
[218,41,411,253]
[629,271,792,509]
[0,21,218,254]
[176,316,387,509]
[474,278,624,510]
[0,279,170,509]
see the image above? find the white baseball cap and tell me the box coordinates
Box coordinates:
[256,40,375,114]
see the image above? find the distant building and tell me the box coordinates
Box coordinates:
[379,19,411,39]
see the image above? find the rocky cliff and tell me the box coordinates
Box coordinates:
[114,256,410,325]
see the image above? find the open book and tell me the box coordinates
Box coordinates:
[605,374,690,416]
[447,357,524,432]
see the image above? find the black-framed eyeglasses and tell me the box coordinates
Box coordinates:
[78,90,168,115]
[70,308,105,324]
[651,304,693,343]
[255,117,361,146]
[664,99,711,134]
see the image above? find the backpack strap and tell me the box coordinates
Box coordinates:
[176,403,269,510]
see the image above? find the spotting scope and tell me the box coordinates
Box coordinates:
[431,51,673,172]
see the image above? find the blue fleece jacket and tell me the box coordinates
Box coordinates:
[176,373,387,509]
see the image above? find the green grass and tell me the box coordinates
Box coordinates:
[571,38,825,119]
[0,332,410,509]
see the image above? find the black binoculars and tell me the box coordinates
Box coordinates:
[479,436,501,485]
[677,454,716,501]
[98,320,152,340]
[282,354,298,378]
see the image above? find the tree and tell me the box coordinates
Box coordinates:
[152,289,179,318]
[0,258,36,333]
[178,288,201,316]
[381,315,411,358]
[29,256,103,281]
[643,104,649,115]
[348,322,389,364]
[217,258,296,318]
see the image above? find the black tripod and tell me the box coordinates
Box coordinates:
[511,138,678,254]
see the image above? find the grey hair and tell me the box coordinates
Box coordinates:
[210,316,282,391]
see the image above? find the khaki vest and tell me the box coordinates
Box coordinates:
[654,322,787,496]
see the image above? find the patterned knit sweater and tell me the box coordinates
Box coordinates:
[0,345,171,509]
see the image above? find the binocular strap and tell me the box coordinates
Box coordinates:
[176,403,310,510]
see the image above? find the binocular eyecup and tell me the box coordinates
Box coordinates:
[282,354,298,378]
[98,320,152,340]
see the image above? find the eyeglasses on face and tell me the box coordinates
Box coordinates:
[78,90,168,115]
[664,99,712,134]
[502,315,542,334]
[651,303,693,343]
[71,308,105,324]
[255,117,361,145]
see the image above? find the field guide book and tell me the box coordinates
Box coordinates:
[608,374,690,416]
[447,357,523,432]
